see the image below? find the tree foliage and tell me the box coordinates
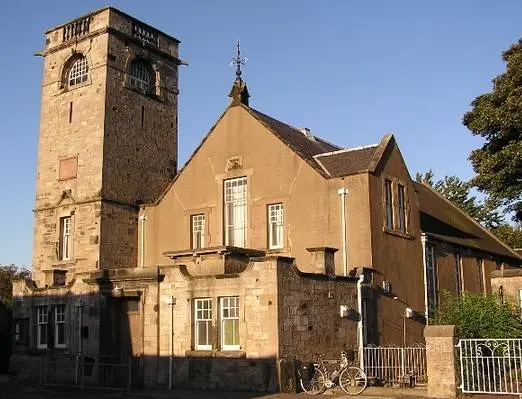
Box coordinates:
[490,223,522,249]
[432,290,522,339]
[463,39,522,223]
[415,170,501,228]
[0,264,31,305]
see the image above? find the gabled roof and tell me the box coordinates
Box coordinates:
[246,108,341,176]
[415,182,521,262]
[246,107,395,178]
[314,145,378,177]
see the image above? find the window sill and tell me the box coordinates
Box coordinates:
[123,84,164,103]
[382,227,413,239]
[185,349,245,359]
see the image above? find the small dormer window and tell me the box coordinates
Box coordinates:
[68,56,89,87]
[129,59,152,93]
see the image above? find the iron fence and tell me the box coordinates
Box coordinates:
[40,353,132,391]
[457,338,522,395]
[363,344,427,385]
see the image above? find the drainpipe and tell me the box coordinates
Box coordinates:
[420,234,429,322]
[338,188,348,276]
[139,213,147,267]
[357,273,365,370]
[167,296,176,389]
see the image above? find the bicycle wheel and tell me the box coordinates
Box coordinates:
[339,366,367,395]
[299,367,326,395]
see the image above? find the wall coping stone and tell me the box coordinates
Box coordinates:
[491,269,522,278]
[424,325,455,338]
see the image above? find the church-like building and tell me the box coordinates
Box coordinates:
[11,7,521,391]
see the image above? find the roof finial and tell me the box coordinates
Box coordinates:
[231,40,247,81]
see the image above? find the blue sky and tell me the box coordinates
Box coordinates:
[0,1,520,267]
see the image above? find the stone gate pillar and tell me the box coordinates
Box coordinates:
[424,325,457,398]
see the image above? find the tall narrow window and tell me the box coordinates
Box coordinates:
[37,306,48,349]
[68,56,89,86]
[268,203,284,249]
[384,180,393,230]
[426,245,438,314]
[141,105,145,127]
[455,253,462,295]
[224,177,247,247]
[397,184,406,233]
[220,296,239,350]
[519,289,522,316]
[191,214,205,249]
[59,216,72,261]
[194,298,212,350]
[55,305,66,348]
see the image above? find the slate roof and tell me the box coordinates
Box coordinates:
[314,146,379,177]
[247,107,382,178]
[415,182,521,262]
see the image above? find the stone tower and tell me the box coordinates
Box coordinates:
[32,7,181,286]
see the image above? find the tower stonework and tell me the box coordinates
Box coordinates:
[32,7,181,285]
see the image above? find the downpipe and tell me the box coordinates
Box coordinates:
[357,273,364,370]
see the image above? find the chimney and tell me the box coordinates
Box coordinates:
[306,247,338,276]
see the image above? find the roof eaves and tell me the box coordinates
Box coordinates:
[416,182,522,261]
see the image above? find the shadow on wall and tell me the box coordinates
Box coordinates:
[9,290,293,393]
[0,301,11,374]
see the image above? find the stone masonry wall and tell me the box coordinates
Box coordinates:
[277,258,358,361]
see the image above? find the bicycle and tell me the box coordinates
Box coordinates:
[298,350,368,395]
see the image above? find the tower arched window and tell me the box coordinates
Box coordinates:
[68,56,89,87]
[129,59,153,93]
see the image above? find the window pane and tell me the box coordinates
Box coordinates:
[129,60,151,93]
[224,178,247,247]
[57,323,65,346]
[397,184,406,233]
[39,324,47,346]
[268,204,284,249]
[223,319,239,346]
[385,180,393,230]
[69,57,89,86]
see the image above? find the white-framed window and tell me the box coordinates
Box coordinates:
[224,177,247,247]
[55,305,66,348]
[129,59,151,93]
[268,203,284,249]
[397,184,406,233]
[37,306,48,349]
[384,179,393,230]
[68,56,89,86]
[191,214,205,249]
[59,216,72,261]
[426,245,438,314]
[194,298,212,350]
[220,296,239,350]
[455,253,463,295]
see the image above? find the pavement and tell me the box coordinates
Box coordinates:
[1,380,519,399]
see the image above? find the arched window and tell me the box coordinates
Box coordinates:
[68,56,89,87]
[129,59,152,93]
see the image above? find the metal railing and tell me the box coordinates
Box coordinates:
[457,338,522,395]
[363,344,427,385]
[40,353,132,391]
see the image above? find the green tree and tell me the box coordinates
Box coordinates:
[491,223,522,249]
[415,170,501,228]
[0,264,31,305]
[463,39,522,223]
[432,290,522,339]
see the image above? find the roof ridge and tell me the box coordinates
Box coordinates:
[315,143,379,158]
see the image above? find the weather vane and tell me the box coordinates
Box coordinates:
[231,40,247,81]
